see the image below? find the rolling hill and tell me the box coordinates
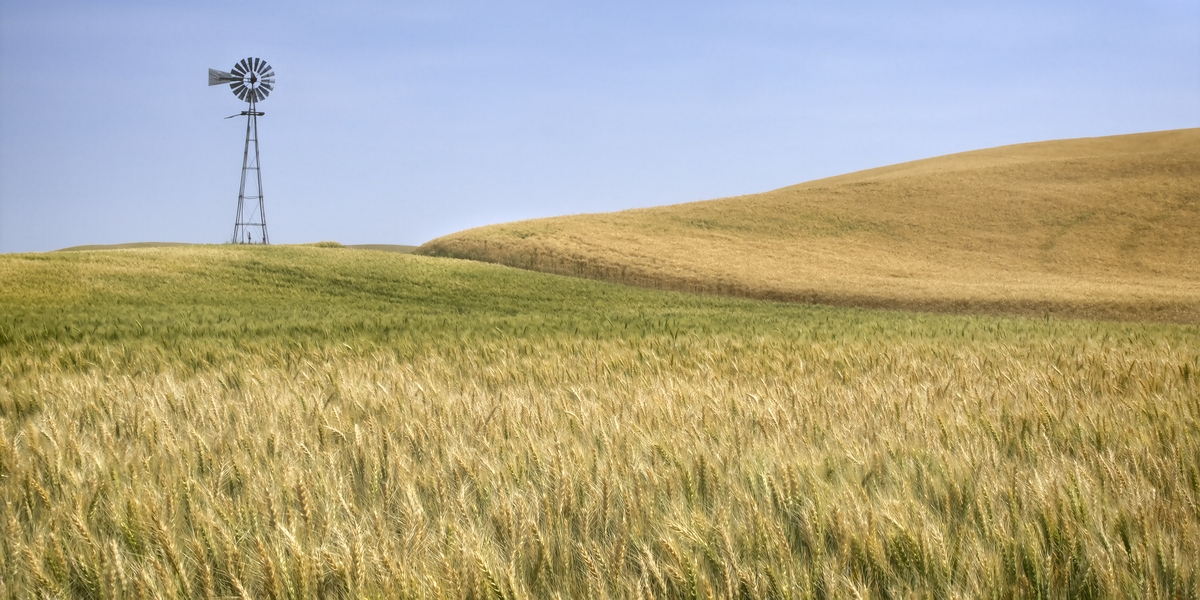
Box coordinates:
[418,129,1200,322]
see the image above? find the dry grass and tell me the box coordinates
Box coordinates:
[418,129,1200,323]
[2,245,1198,597]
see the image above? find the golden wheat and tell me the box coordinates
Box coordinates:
[3,332,1197,597]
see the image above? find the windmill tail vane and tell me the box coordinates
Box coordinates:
[208,69,239,86]
[209,57,274,244]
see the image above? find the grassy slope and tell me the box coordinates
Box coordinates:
[2,245,1198,596]
[418,129,1200,323]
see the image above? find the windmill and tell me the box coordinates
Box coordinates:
[209,58,275,244]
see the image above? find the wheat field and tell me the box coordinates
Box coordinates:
[2,245,1198,597]
[418,129,1200,323]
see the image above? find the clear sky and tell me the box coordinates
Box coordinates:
[1,0,1197,253]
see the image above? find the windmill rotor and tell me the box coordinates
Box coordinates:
[209,57,275,103]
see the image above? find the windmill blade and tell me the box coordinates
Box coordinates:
[253,57,262,72]
[208,68,238,86]
[238,58,250,73]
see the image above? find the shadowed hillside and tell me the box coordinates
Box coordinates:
[419,129,1200,322]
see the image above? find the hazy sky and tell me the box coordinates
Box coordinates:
[1,0,1197,253]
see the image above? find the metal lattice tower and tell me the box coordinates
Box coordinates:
[208,58,275,244]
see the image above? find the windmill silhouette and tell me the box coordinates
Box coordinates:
[209,58,275,244]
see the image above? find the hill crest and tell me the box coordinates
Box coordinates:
[419,129,1200,322]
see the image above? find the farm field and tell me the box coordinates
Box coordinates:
[2,244,1197,597]
[419,129,1200,323]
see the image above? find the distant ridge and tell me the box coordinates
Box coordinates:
[54,242,416,254]
[419,129,1200,322]
[55,242,195,252]
[345,244,417,254]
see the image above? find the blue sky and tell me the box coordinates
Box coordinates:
[1,0,1197,252]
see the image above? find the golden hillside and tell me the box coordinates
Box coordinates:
[420,129,1200,322]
